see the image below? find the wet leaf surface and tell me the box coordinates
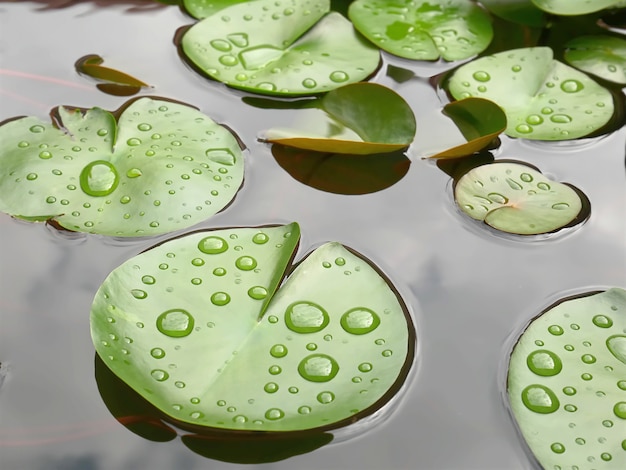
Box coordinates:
[564,35,626,85]
[531,0,623,16]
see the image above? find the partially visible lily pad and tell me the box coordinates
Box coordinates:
[454,161,585,235]
[531,0,623,16]
[181,0,380,96]
[262,83,416,154]
[564,35,626,85]
[447,47,615,140]
[426,97,506,159]
[507,288,626,470]
[90,223,415,432]
[480,0,546,28]
[348,0,494,62]
[0,97,244,237]
[183,0,249,19]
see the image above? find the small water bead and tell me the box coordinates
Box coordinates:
[30,124,45,133]
[252,232,269,244]
[614,402,626,419]
[191,258,205,267]
[472,71,490,82]
[477,85,487,92]
[550,442,565,454]
[235,73,248,82]
[141,275,155,285]
[302,78,317,89]
[317,391,335,404]
[603,420,613,427]
[322,261,332,268]
[213,267,226,277]
[219,55,238,66]
[527,350,563,377]
[306,343,318,351]
[26,173,38,181]
[592,315,613,328]
[175,381,185,389]
[131,289,147,299]
[268,315,279,324]
[233,415,247,423]
[575,437,585,445]
[516,124,533,134]
[248,286,268,300]
[617,380,626,390]
[264,382,279,393]
[488,193,508,204]
[235,256,257,271]
[151,348,166,359]
[622,439,626,450]
[324,334,332,342]
[358,362,373,373]
[270,344,288,358]
[340,308,380,335]
[564,344,575,352]
[607,335,626,364]
[537,182,551,191]
[552,203,570,210]
[581,373,593,381]
[298,354,339,382]
[561,80,584,93]
[288,386,298,394]
[512,65,522,72]
[382,349,393,357]
[330,71,349,82]
[298,406,311,415]
[601,453,612,461]
[285,301,329,333]
[581,354,596,364]
[548,325,564,336]
[265,408,284,420]
[570,323,580,331]
[52,169,62,176]
[151,369,169,381]
[565,404,578,412]
[550,114,572,124]
[269,365,282,375]
[198,236,228,254]
[526,115,544,126]
[156,309,194,338]
[211,292,231,306]
[521,384,560,414]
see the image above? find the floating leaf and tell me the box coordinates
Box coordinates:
[447,47,614,140]
[262,83,416,154]
[426,97,506,159]
[0,97,244,237]
[531,0,623,16]
[507,288,626,470]
[480,0,546,28]
[348,0,494,61]
[180,0,380,96]
[454,161,585,235]
[564,35,626,85]
[183,0,249,19]
[75,54,150,95]
[90,223,415,432]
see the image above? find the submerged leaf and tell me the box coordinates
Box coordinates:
[564,35,626,85]
[262,83,416,154]
[531,0,623,16]
[181,0,380,96]
[426,98,506,159]
[348,0,494,61]
[507,288,626,470]
[0,97,244,237]
[90,223,415,432]
[480,0,545,28]
[447,47,614,140]
[75,54,150,88]
[454,162,585,235]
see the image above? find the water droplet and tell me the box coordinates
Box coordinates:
[175,381,185,389]
[217,400,226,407]
[206,148,236,166]
[219,54,238,66]
[264,382,279,393]
[550,202,570,210]
[550,442,565,454]
[537,182,551,191]
[512,65,522,72]
[581,354,596,364]
[80,160,119,197]
[317,391,335,404]
[550,114,572,124]
[575,437,585,445]
[198,236,228,254]
[233,415,247,423]
[235,73,248,82]
[302,78,317,89]
[26,173,38,181]
[285,301,329,333]
[298,406,311,415]
[269,365,281,375]
[156,309,194,337]
[560,80,584,93]
[210,39,231,52]
[141,275,155,285]
[191,258,205,267]
[603,419,614,427]
[565,404,578,412]
[151,348,165,359]
[330,71,349,82]
[477,85,487,92]
[268,315,278,324]
[614,401,626,419]
[472,71,490,82]
[601,453,612,461]
[521,384,560,413]
[617,380,626,390]
[358,362,372,373]
[581,373,593,381]
[527,350,563,376]
[211,292,231,306]
[137,123,152,131]
[298,354,339,382]
[252,232,269,244]
[515,124,533,134]
[131,289,147,299]
[323,334,332,342]
[270,344,287,358]
[563,386,576,396]
[593,314,613,328]
[265,408,284,420]
[257,82,277,91]
[506,178,523,190]
[235,256,257,271]
[29,125,45,133]
[488,192,509,204]
[151,369,169,381]
[607,335,626,364]
[526,115,543,126]
[340,307,380,335]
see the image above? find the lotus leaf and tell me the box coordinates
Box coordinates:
[90,223,415,432]
[447,47,614,140]
[480,0,545,27]
[454,162,584,235]
[0,98,244,236]
[262,83,416,154]
[348,0,494,61]
[564,35,626,85]
[183,0,250,19]
[507,288,626,470]
[181,0,380,96]
[531,0,623,16]
[427,97,506,159]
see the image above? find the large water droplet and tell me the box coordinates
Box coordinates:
[550,442,565,454]
[252,232,269,244]
[329,71,349,82]
[151,369,169,381]
[521,384,560,413]
[560,80,584,93]
[526,350,563,376]
[151,348,165,359]
[227,33,249,47]
[614,402,626,419]
[198,236,228,254]
[206,148,236,166]
[248,286,268,300]
[488,193,508,204]
[607,335,626,364]
[298,354,339,382]
[593,314,613,328]
[131,289,147,299]
[317,391,335,404]
[156,309,194,337]
[548,325,563,336]
[472,71,490,82]
[265,408,284,420]
[285,301,329,333]
[269,344,287,358]
[340,308,380,335]
[235,256,257,271]
[80,160,119,197]
[211,292,231,306]
[264,382,279,393]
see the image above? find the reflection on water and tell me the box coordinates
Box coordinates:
[0,2,625,470]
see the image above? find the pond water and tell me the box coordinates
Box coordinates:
[0,2,625,469]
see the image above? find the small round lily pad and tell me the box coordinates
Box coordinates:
[90,222,416,432]
[564,35,626,85]
[0,97,244,237]
[454,161,585,235]
[507,288,626,469]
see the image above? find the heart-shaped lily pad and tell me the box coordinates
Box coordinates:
[90,222,415,432]
[531,0,623,16]
[454,161,585,235]
[564,35,626,85]
[0,97,244,237]
[262,83,416,154]
[348,0,494,62]
[180,0,380,96]
[507,288,626,469]
[447,47,614,140]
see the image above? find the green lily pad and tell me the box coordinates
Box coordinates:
[180,0,380,96]
[507,288,626,469]
[447,47,615,140]
[0,97,244,237]
[480,0,546,28]
[90,223,415,432]
[348,0,494,62]
[564,35,626,85]
[262,83,416,154]
[426,97,507,159]
[454,161,584,235]
[531,0,623,16]
[183,0,249,19]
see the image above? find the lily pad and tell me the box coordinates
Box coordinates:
[426,97,506,159]
[454,161,585,235]
[531,0,623,16]
[507,288,626,470]
[180,0,380,96]
[262,83,416,154]
[183,0,249,19]
[90,223,415,432]
[447,47,615,140]
[480,0,546,28]
[564,35,626,85]
[0,97,244,237]
[348,0,494,61]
